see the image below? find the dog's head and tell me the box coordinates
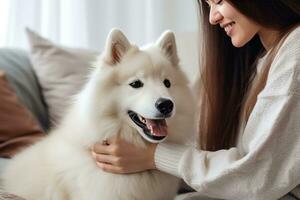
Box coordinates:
[86,29,192,143]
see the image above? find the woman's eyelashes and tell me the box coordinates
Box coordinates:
[216,0,223,5]
[205,0,223,7]
[204,0,211,7]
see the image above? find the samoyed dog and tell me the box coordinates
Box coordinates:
[2,29,195,200]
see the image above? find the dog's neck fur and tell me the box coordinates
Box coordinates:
[55,80,147,149]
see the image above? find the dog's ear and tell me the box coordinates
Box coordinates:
[103,28,131,65]
[157,30,179,65]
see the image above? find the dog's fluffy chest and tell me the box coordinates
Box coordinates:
[64,165,179,200]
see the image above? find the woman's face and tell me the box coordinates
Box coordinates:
[205,0,261,47]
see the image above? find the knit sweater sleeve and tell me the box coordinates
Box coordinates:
[154,27,300,200]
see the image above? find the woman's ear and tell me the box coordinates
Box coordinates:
[156,30,179,66]
[103,28,131,65]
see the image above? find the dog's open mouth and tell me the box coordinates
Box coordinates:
[128,111,168,142]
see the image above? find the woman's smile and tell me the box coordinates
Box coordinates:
[221,21,235,36]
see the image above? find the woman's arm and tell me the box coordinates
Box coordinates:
[153,28,300,199]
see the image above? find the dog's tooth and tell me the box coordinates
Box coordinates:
[138,115,144,122]
[150,125,154,134]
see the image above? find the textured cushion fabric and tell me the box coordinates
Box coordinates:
[0,48,49,131]
[0,189,26,200]
[26,28,99,126]
[0,70,45,158]
[175,193,218,200]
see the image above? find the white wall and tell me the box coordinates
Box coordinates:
[0,0,199,82]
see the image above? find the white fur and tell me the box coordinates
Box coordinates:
[2,28,195,200]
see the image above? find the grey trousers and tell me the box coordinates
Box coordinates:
[175,192,300,200]
[175,192,219,200]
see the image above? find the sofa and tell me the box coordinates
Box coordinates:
[0,48,48,167]
[0,28,198,198]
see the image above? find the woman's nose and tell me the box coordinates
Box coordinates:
[209,7,223,25]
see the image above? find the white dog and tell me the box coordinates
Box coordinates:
[2,29,195,200]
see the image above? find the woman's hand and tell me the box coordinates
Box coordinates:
[91,136,157,174]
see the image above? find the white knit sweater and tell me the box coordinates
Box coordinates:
[155,26,300,200]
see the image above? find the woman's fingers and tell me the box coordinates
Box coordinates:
[96,162,125,174]
[92,141,112,155]
[92,136,120,154]
[92,136,123,156]
[92,152,119,165]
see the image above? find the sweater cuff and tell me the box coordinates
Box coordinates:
[154,143,188,177]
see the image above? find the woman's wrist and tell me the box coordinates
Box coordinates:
[146,143,158,170]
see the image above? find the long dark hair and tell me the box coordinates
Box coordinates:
[197,0,300,151]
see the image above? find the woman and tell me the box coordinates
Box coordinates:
[92,0,300,199]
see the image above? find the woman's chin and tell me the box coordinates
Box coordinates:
[231,34,255,48]
[231,38,248,48]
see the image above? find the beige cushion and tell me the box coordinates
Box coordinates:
[26,28,99,125]
[0,70,44,158]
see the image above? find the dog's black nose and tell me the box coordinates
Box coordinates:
[155,98,174,116]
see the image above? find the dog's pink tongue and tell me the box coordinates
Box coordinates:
[145,119,168,136]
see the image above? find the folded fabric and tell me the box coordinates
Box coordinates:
[0,70,44,158]
[0,48,49,131]
[0,188,26,199]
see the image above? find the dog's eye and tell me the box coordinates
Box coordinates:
[129,80,144,88]
[163,79,171,88]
